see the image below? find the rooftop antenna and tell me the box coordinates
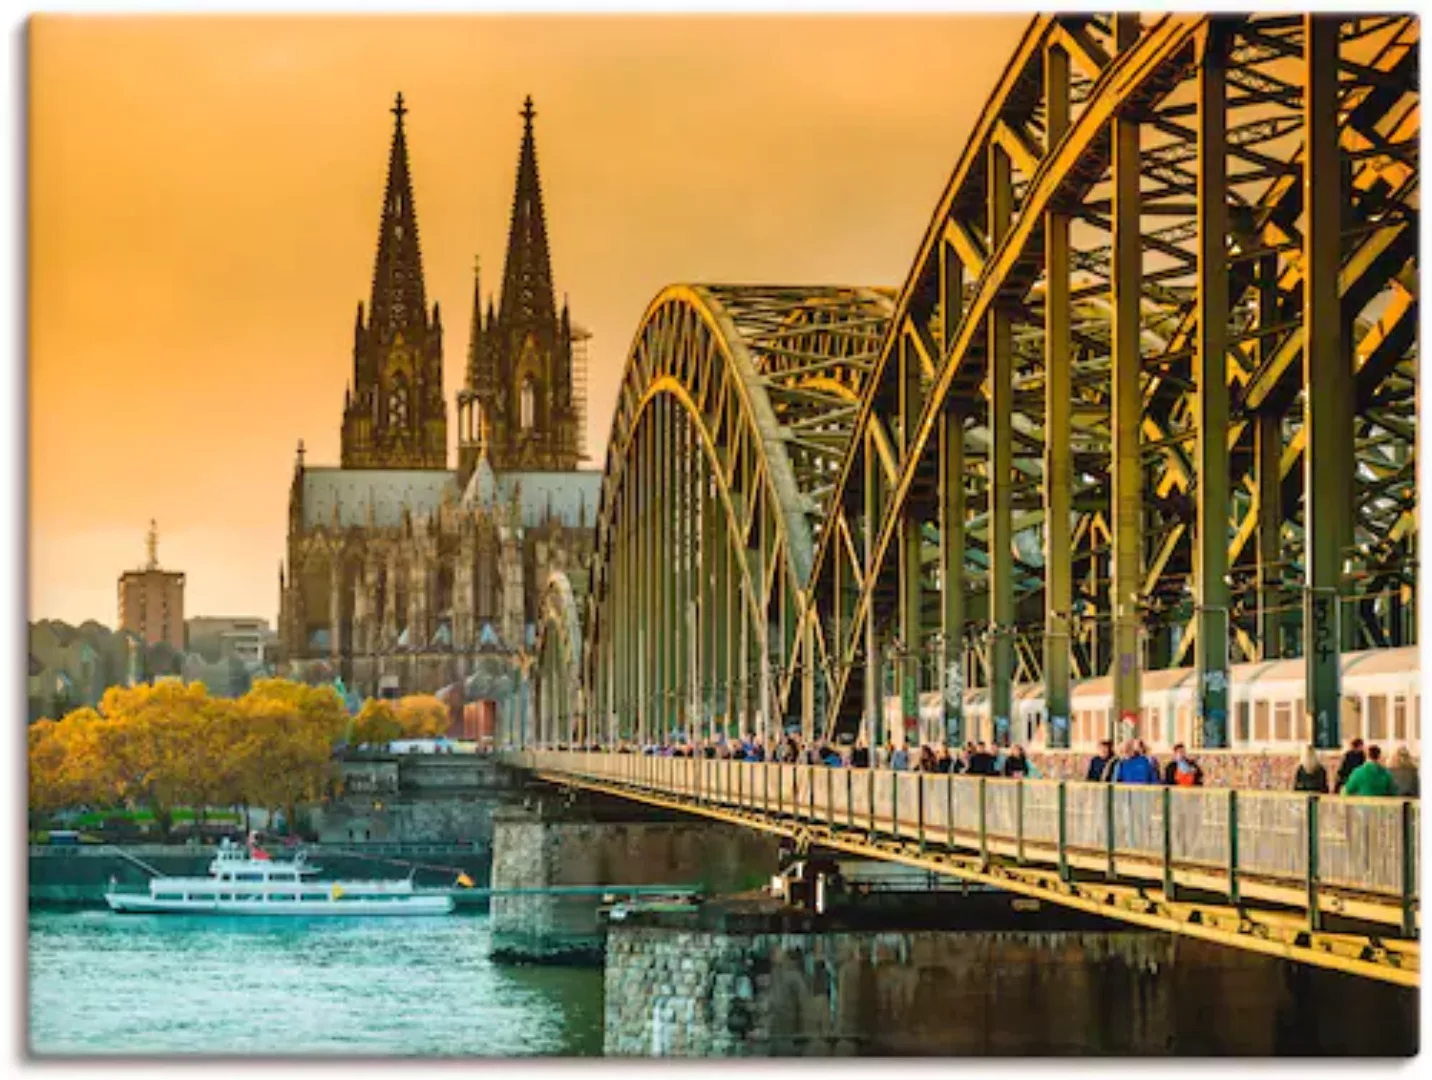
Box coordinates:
[145,519,159,571]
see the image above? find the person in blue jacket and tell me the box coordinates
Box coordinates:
[1111,739,1159,784]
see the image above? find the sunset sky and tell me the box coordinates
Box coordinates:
[30,14,1026,628]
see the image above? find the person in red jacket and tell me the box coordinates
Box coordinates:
[1162,743,1204,786]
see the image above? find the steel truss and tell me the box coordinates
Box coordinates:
[543,14,1418,758]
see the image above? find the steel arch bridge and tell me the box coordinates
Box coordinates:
[535,13,1418,754]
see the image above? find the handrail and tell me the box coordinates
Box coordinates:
[503,750,1420,935]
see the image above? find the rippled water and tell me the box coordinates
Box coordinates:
[28,910,605,1057]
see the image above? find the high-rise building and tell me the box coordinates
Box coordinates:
[279,94,599,707]
[118,520,185,651]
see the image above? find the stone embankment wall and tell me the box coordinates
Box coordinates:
[605,924,1418,1056]
[489,808,779,964]
[312,753,526,845]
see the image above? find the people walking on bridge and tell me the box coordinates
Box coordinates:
[1086,739,1115,782]
[966,742,997,776]
[1333,738,1366,794]
[1389,746,1419,797]
[1001,745,1030,778]
[851,740,870,769]
[1162,744,1203,787]
[1293,745,1329,793]
[1111,740,1158,784]
[890,743,910,771]
[1343,745,1398,797]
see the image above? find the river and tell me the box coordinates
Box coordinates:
[27,910,605,1056]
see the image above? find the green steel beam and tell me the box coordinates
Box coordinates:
[1043,37,1073,749]
[940,404,967,747]
[1110,13,1144,739]
[1303,15,1348,749]
[988,141,1014,747]
[1196,23,1231,748]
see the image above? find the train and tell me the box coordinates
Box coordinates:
[901,645,1420,755]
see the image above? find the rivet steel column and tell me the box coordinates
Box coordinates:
[1110,13,1144,740]
[940,403,966,749]
[864,434,882,749]
[987,140,1014,747]
[1196,22,1231,748]
[1043,38,1073,749]
[1303,14,1347,749]
[900,333,925,747]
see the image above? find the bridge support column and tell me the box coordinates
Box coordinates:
[1302,15,1348,750]
[864,435,882,749]
[987,142,1014,747]
[489,803,779,965]
[1196,22,1231,748]
[940,404,966,749]
[1110,13,1144,741]
[1042,40,1072,750]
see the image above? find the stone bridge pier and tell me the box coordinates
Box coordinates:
[488,793,780,964]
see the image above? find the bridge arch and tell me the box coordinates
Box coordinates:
[582,285,893,746]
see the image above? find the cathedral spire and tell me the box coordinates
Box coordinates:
[466,255,485,392]
[368,92,427,342]
[498,95,557,335]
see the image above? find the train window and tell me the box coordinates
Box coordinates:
[1368,695,1387,741]
[1341,696,1361,740]
[1254,700,1269,742]
[1416,696,1422,742]
[1274,701,1292,742]
[1293,699,1305,743]
[1177,706,1190,748]
[1236,701,1250,743]
[1393,696,1406,741]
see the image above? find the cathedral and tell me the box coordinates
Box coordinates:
[278,93,600,715]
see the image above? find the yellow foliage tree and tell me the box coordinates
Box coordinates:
[352,699,403,747]
[29,677,352,840]
[392,695,451,740]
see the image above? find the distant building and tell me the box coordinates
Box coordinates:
[28,619,145,721]
[117,520,185,651]
[186,616,275,666]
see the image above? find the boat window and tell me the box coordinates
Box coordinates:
[1273,701,1292,742]
[236,873,263,882]
[271,894,296,902]
[221,894,234,902]
[1368,695,1387,741]
[1342,695,1361,740]
[156,894,182,901]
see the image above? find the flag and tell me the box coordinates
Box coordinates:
[250,845,271,861]
[331,884,344,900]
[456,873,475,888]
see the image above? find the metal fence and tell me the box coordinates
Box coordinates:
[510,751,1418,921]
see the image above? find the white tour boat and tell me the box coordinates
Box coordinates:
[104,837,455,916]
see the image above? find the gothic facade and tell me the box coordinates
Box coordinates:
[279,94,598,706]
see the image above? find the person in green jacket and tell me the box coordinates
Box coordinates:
[1343,745,1399,798]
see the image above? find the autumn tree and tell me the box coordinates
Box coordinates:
[352,699,403,747]
[392,695,451,740]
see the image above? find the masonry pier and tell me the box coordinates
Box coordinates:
[604,896,1419,1056]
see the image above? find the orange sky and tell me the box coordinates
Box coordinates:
[30,14,1026,628]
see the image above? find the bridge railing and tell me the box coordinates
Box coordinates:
[506,751,1418,930]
